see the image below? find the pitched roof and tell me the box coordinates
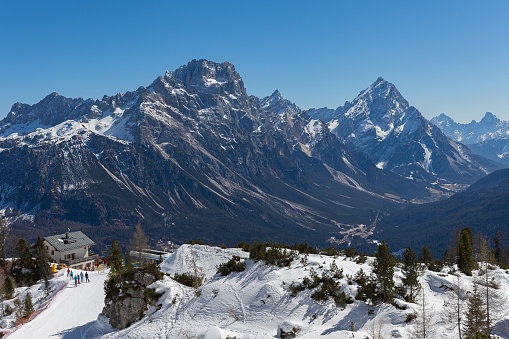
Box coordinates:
[44,231,96,252]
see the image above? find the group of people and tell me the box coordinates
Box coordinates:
[66,268,90,286]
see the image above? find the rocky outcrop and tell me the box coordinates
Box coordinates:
[102,267,163,329]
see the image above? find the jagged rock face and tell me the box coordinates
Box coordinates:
[431,112,509,166]
[102,270,160,329]
[308,78,502,184]
[0,60,436,249]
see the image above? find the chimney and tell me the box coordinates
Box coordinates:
[66,228,70,239]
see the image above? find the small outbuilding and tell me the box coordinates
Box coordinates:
[44,230,98,269]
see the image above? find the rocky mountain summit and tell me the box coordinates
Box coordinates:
[0,60,435,249]
[431,112,509,166]
[307,77,502,185]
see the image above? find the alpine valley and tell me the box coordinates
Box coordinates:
[0,60,503,251]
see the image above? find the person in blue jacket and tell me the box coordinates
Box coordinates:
[74,275,78,287]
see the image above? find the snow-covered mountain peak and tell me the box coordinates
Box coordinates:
[308,79,499,184]
[479,111,499,125]
[260,90,294,114]
[353,77,409,114]
[168,59,246,97]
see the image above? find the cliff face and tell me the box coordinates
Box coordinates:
[102,267,163,329]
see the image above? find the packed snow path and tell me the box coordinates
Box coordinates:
[10,269,109,339]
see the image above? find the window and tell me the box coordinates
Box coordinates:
[51,250,54,255]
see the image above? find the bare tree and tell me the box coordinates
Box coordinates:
[130,222,149,263]
[443,274,465,339]
[368,317,386,339]
[474,232,508,334]
[476,270,507,335]
[186,250,204,290]
[409,279,435,339]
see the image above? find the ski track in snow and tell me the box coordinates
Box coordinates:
[9,269,109,339]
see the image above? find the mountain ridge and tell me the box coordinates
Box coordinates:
[307,78,502,185]
[0,60,434,250]
[431,112,509,166]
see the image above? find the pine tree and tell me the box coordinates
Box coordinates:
[23,292,34,318]
[44,277,51,298]
[14,238,34,286]
[33,235,50,282]
[108,239,123,273]
[15,238,33,271]
[401,246,420,302]
[417,245,434,270]
[493,231,503,264]
[463,281,487,338]
[4,275,14,299]
[457,227,475,276]
[372,240,395,303]
[124,252,133,271]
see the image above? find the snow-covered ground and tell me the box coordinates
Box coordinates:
[6,268,110,338]
[3,245,509,338]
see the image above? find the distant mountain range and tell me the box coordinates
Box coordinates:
[431,112,509,166]
[0,60,502,250]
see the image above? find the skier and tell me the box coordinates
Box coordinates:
[67,268,70,277]
[80,272,84,282]
[74,275,78,287]
[70,271,73,280]
[85,272,89,282]
[78,275,80,284]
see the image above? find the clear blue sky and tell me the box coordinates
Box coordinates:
[1,1,508,123]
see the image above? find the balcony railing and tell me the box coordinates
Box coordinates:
[62,254,99,266]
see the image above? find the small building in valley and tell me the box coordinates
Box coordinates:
[44,230,98,269]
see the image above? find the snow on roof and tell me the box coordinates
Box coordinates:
[44,231,95,252]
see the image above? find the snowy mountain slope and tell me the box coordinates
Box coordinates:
[307,78,502,185]
[0,60,435,250]
[85,245,509,338]
[431,112,509,166]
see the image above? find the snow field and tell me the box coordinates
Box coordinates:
[4,245,509,339]
[103,245,509,338]
[8,268,110,339]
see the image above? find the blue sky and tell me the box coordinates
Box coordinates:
[1,1,508,123]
